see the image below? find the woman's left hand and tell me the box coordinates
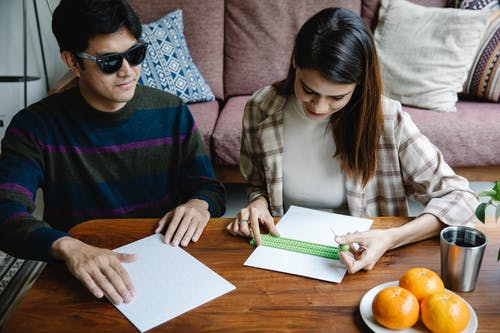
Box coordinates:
[335,214,443,274]
[334,229,393,274]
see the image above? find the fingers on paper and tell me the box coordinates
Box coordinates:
[84,266,124,305]
[264,216,280,237]
[164,213,183,245]
[171,218,192,247]
[103,261,134,304]
[180,223,198,247]
[79,272,104,299]
[113,254,136,296]
[154,212,171,234]
[161,206,210,246]
[116,252,138,263]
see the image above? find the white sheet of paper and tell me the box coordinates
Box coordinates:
[244,205,373,283]
[112,234,235,332]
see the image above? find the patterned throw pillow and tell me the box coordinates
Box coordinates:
[456,0,500,102]
[138,9,215,103]
[454,0,499,10]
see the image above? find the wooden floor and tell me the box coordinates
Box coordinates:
[216,165,500,183]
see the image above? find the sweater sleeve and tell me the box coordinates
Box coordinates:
[239,96,269,203]
[0,111,69,261]
[177,105,226,217]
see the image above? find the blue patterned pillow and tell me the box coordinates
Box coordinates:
[138,9,215,103]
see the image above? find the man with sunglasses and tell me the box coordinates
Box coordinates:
[0,0,225,305]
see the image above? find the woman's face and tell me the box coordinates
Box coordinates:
[294,67,356,120]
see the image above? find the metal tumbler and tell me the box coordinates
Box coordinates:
[440,226,487,292]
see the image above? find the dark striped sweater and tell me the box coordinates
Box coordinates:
[0,85,225,261]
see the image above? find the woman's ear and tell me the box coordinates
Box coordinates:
[61,51,81,78]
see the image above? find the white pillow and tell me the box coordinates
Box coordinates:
[374,0,491,112]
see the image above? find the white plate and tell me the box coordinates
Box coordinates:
[359,281,478,333]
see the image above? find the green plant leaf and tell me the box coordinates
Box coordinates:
[475,203,487,223]
[477,189,497,199]
[494,181,500,201]
[497,247,500,262]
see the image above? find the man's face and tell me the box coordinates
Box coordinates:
[74,28,141,112]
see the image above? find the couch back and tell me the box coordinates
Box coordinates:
[223,0,362,98]
[129,0,452,101]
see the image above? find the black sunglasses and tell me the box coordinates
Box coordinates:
[76,41,147,74]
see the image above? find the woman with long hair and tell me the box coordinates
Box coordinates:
[226,8,477,274]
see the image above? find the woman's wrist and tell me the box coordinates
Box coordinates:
[248,195,269,210]
[384,227,404,250]
[387,214,442,250]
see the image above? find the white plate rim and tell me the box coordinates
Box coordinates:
[359,280,478,333]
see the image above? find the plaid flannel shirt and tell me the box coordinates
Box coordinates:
[240,86,478,226]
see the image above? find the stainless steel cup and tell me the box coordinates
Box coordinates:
[440,226,487,292]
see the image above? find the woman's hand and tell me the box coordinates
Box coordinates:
[334,229,393,274]
[335,214,443,274]
[226,196,279,245]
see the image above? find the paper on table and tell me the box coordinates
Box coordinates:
[244,205,373,283]
[112,234,235,332]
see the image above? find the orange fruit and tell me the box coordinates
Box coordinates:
[399,267,444,302]
[421,291,470,333]
[372,286,420,330]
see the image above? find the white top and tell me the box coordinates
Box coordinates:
[282,95,346,213]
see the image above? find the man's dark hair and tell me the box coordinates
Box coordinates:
[52,0,142,54]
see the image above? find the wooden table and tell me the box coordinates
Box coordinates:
[3,217,500,332]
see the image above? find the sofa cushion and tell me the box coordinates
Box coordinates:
[212,96,250,165]
[213,97,500,169]
[128,0,224,99]
[224,0,362,98]
[187,101,220,156]
[374,0,491,112]
[139,9,215,104]
[361,0,450,30]
[404,101,500,167]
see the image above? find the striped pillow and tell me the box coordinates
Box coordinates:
[457,0,500,102]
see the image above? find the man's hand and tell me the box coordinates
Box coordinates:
[155,199,210,246]
[51,237,137,304]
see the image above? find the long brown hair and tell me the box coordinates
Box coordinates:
[274,8,383,187]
